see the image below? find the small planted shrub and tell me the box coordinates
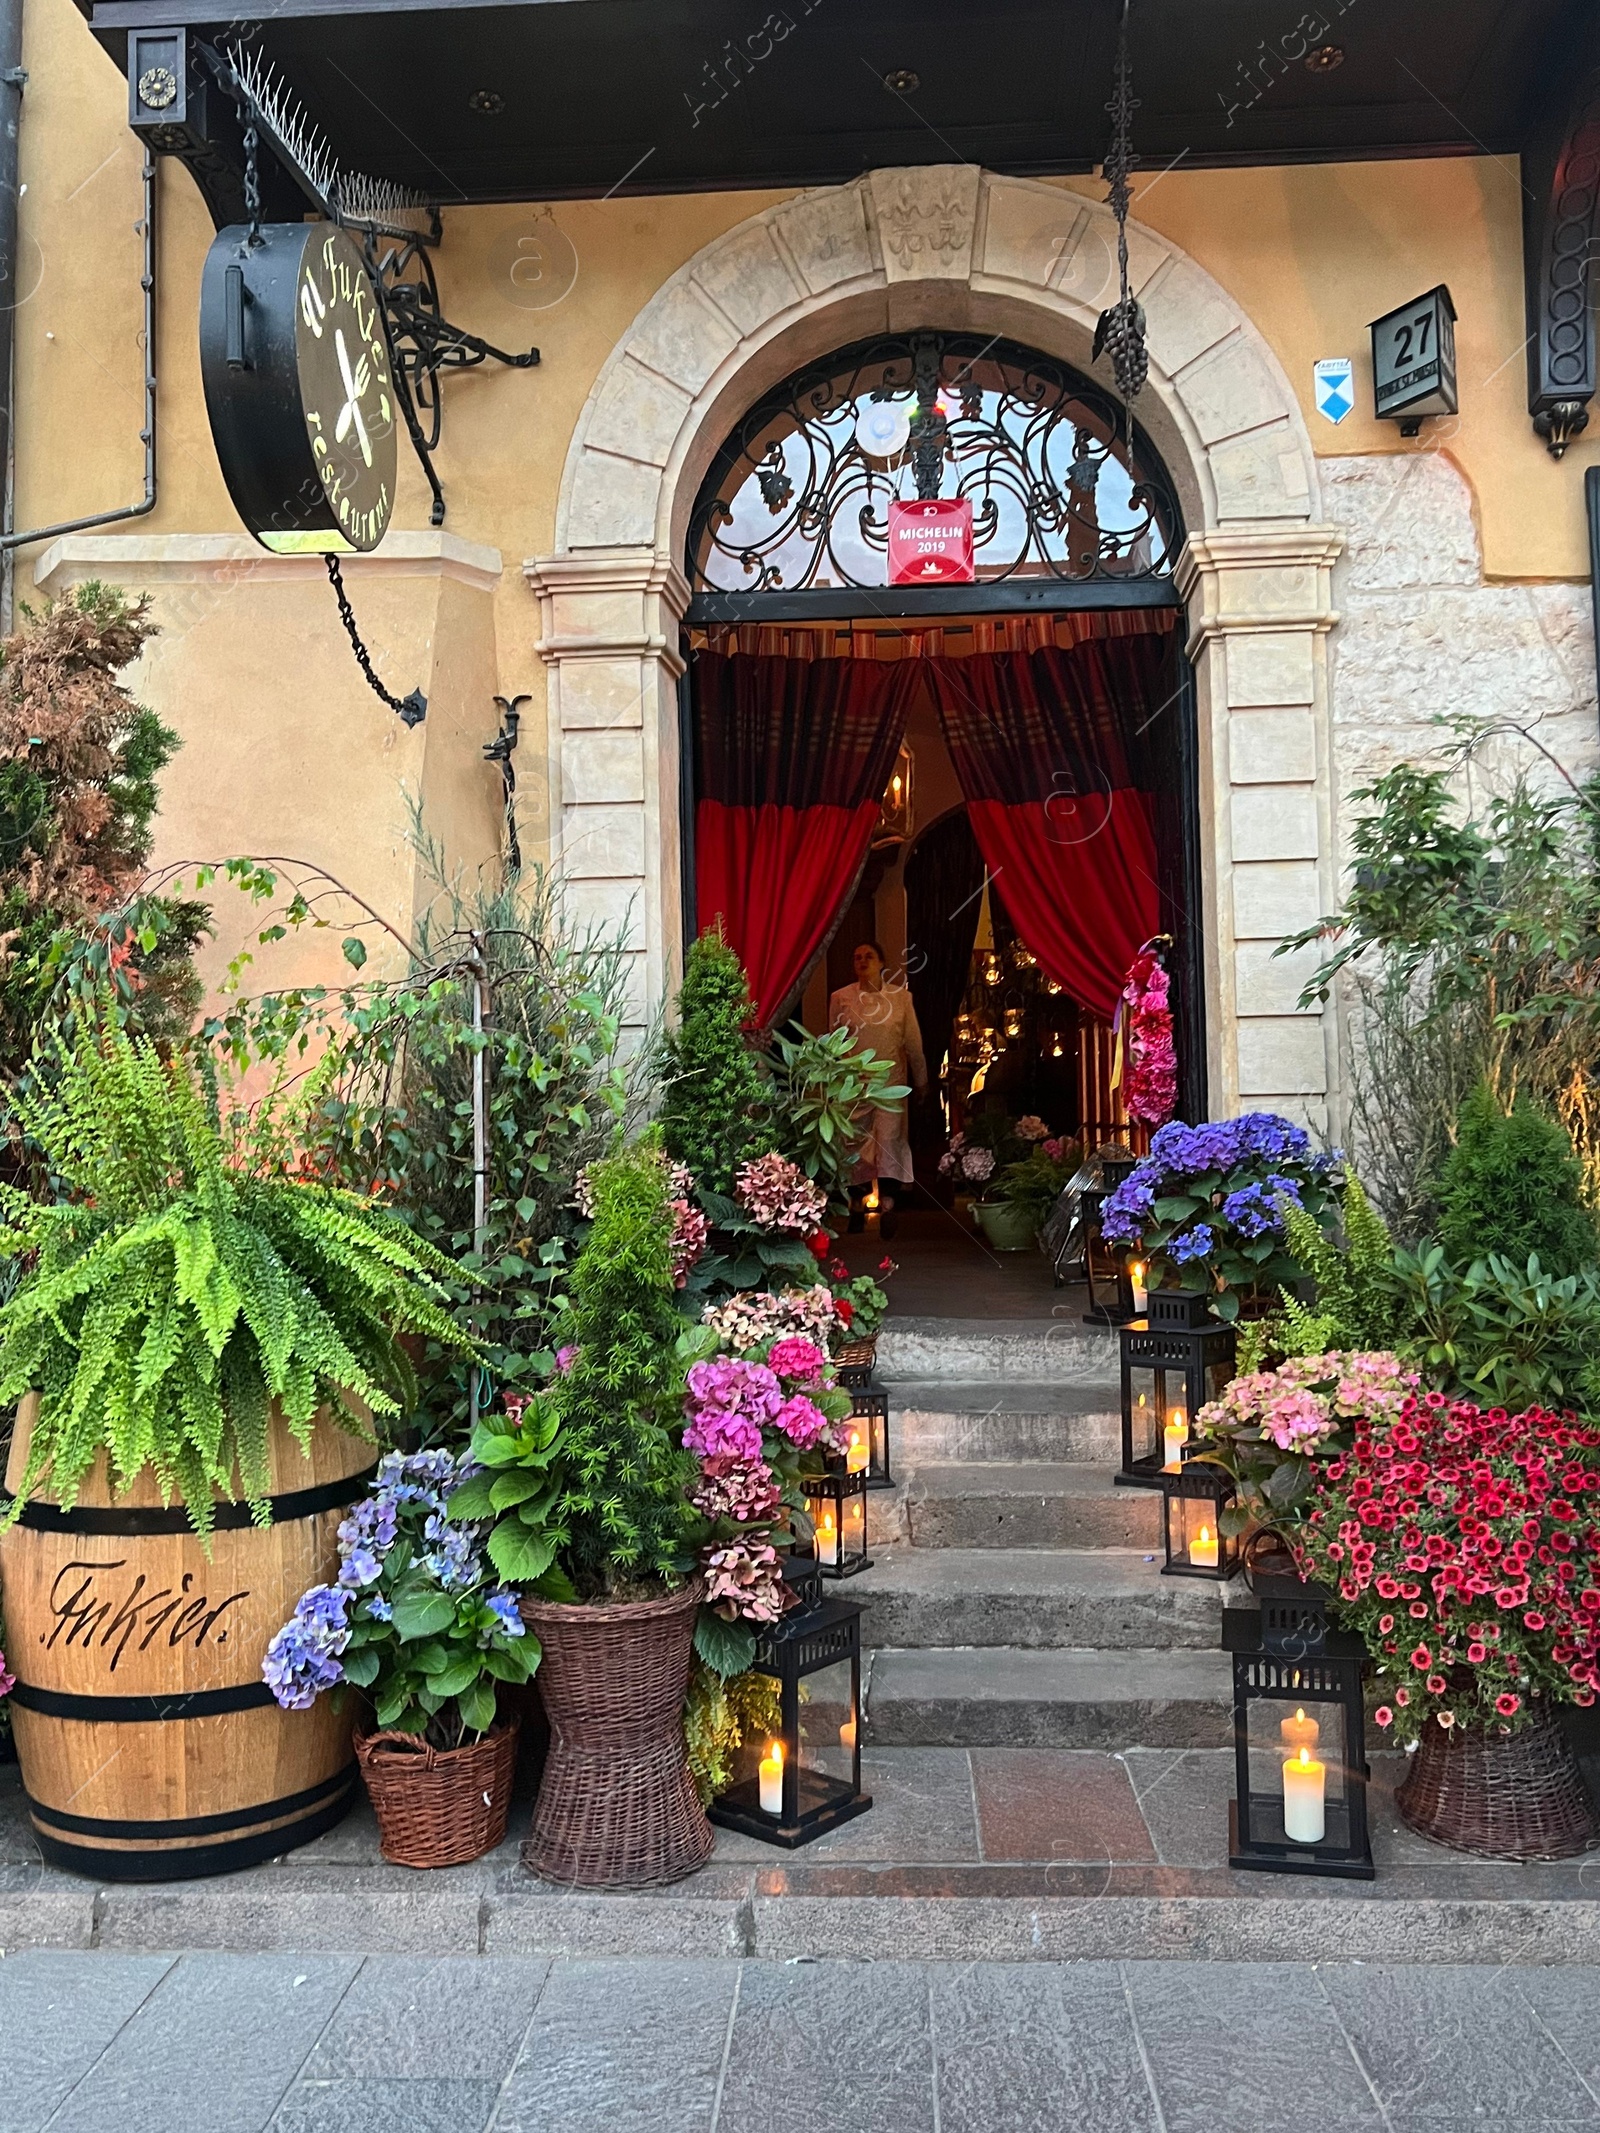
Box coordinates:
[1435,1083,1597,1278]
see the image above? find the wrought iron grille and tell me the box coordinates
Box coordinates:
[687,330,1181,595]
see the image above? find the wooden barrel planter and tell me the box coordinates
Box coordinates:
[0,1397,376,1880]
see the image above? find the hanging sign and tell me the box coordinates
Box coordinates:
[199,223,397,554]
[1369,285,1458,428]
[1312,358,1354,426]
[887,498,975,584]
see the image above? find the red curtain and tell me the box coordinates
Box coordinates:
[924,635,1171,1021]
[692,654,917,1027]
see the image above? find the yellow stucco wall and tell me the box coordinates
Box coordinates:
[13,0,1595,983]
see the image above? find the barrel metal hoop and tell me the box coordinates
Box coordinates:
[0,1462,379,1535]
[24,1771,361,1881]
[23,1761,357,1840]
[9,1680,279,1721]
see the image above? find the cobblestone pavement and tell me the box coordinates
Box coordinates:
[7,1951,1600,2132]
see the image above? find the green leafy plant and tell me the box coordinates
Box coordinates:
[1390,1246,1600,1416]
[1285,754,1600,1238]
[1435,1083,1596,1276]
[762,1021,909,1204]
[535,1136,700,1596]
[449,1392,574,1591]
[658,933,773,1194]
[994,1142,1083,1231]
[683,1656,783,1802]
[0,1013,468,1537]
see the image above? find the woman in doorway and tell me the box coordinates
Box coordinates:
[830,941,928,1240]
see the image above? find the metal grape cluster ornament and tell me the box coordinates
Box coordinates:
[200,222,397,554]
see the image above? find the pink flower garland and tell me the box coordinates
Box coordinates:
[1120,948,1178,1128]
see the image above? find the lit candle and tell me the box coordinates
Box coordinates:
[1162,1408,1188,1472]
[1129,1260,1148,1312]
[839,1716,857,1751]
[846,1429,869,1475]
[817,1507,839,1566]
[1280,1707,1320,1758]
[1189,1522,1218,1569]
[759,1740,784,1816]
[1282,1745,1326,1845]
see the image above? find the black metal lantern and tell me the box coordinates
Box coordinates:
[1081,1150,1141,1326]
[707,1595,872,1848]
[1225,1604,1374,1880]
[836,1365,893,1491]
[1160,1462,1239,1580]
[1117,1289,1236,1488]
[802,1465,872,1578]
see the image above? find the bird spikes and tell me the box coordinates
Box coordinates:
[225,43,435,239]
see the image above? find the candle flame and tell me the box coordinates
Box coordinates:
[766,1739,783,1764]
[1296,1707,1306,1723]
[1297,1745,1312,1769]
[1197,1525,1212,1545]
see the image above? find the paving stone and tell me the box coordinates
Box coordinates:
[270,2077,497,2133]
[718,1960,936,2132]
[712,1746,978,1863]
[931,1961,1159,2133]
[971,1748,1158,1863]
[1316,1962,1600,2124]
[1125,1959,1386,2129]
[853,1547,1219,1650]
[297,1956,549,2081]
[0,1949,173,2133]
[866,1648,1233,1749]
[43,1952,361,2133]
[493,1957,737,2132]
[889,1381,1120,1464]
[92,1868,485,1956]
[1508,1965,1600,2095]
[1121,1748,1237,1867]
[878,1316,1120,1381]
[906,1462,1163,1549]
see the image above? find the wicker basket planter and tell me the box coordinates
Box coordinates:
[1396,1703,1599,1862]
[519,1578,713,1889]
[355,1717,521,1869]
[833,1335,878,1372]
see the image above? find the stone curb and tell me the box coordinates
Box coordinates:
[7,1881,1600,1965]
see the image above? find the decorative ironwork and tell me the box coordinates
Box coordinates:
[1093,0,1148,406]
[213,42,540,525]
[1523,59,1600,458]
[325,557,427,727]
[688,330,1180,594]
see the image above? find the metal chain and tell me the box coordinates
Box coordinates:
[1092,0,1149,406]
[241,99,263,249]
[325,555,427,726]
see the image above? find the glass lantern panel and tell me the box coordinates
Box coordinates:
[1173,1493,1225,1571]
[1127,1368,1181,1467]
[843,1419,871,1475]
[1202,1354,1235,1406]
[1242,1685,1352,1852]
[841,1489,867,1564]
[796,1655,857,1816]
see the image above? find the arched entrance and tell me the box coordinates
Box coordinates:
[526,166,1345,1139]
[678,325,1206,1147]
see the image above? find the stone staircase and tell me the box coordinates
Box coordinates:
[855,1315,1232,1750]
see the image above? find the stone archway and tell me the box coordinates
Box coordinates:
[526,167,1344,1132]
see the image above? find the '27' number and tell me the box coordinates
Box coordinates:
[1392,310,1433,367]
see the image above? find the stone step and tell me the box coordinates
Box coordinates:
[851,1547,1220,1651]
[886,1381,1119,1464]
[877,1315,1120,1385]
[863,1645,1233,1748]
[905,1462,1162,1550]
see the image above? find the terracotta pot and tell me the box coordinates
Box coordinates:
[519,1578,712,1888]
[1396,1702,1599,1861]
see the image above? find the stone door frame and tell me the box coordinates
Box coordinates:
[526,166,1343,1132]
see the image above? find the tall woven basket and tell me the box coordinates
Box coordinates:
[520,1579,713,1889]
[356,1718,521,1869]
[1397,1704,1598,1862]
[833,1335,878,1372]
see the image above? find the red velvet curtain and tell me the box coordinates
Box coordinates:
[692,653,917,1027]
[923,634,1171,1020]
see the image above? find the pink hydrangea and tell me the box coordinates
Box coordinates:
[771,1393,828,1450]
[767,1335,826,1385]
[0,1646,12,1699]
[690,1456,783,1524]
[1262,1387,1333,1450]
[684,1407,766,1462]
[704,1540,786,1624]
[702,1285,839,1353]
[670,1198,709,1288]
[734,1152,829,1235]
[553,1345,579,1376]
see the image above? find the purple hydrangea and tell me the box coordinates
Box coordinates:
[1219,1181,1297,1240]
[1167,1223,1217,1264]
[262,1584,352,1710]
[483,1589,525,1642]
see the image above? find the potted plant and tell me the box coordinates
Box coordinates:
[265,1448,536,1867]
[986,1135,1083,1251]
[469,1136,715,1889]
[810,1245,895,1368]
[1100,1112,1340,1320]
[1194,1349,1418,1535]
[0,1014,469,1877]
[1288,1389,1600,1860]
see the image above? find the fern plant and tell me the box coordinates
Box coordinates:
[0,1016,469,1538]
